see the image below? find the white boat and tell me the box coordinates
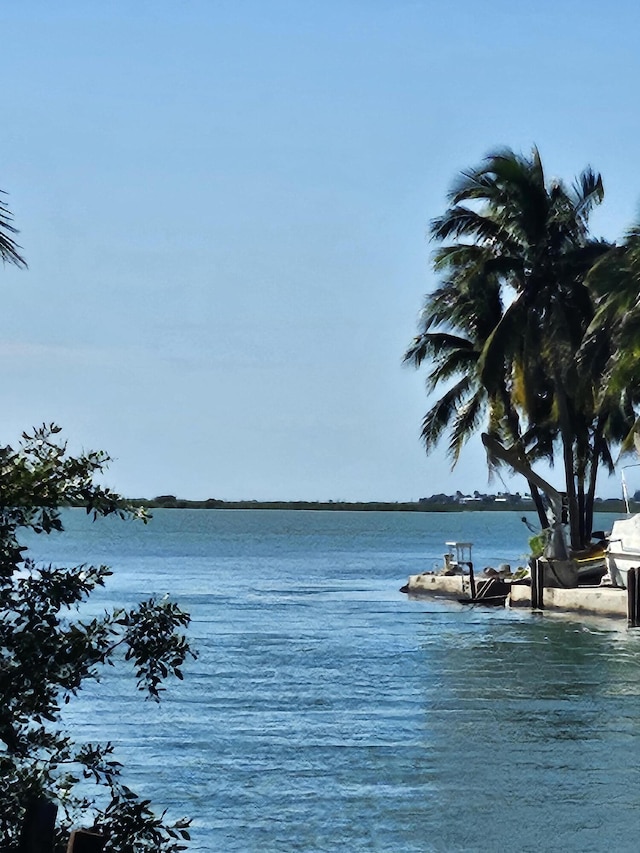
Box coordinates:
[603,461,640,589]
[606,513,640,588]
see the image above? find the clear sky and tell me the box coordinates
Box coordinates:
[2,0,640,501]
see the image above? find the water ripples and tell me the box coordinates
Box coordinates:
[29,510,640,851]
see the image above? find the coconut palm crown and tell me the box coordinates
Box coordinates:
[407,147,631,550]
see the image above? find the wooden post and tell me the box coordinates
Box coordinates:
[627,567,638,628]
[468,561,476,600]
[18,799,57,853]
[66,830,106,853]
[539,559,545,609]
[532,559,545,611]
[531,560,538,610]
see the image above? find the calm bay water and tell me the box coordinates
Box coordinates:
[24,509,640,852]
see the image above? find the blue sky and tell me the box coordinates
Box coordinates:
[2,0,640,500]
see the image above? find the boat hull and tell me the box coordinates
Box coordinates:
[606,550,640,589]
[606,514,640,589]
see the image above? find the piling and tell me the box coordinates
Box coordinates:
[468,562,476,599]
[627,567,640,627]
[18,799,57,853]
[531,559,545,611]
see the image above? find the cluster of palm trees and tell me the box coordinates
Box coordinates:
[405,147,640,554]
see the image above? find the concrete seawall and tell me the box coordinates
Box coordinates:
[509,583,627,616]
[404,573,628,619]
[403,573,471,598]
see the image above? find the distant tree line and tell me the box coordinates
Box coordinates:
[132,495,631,512]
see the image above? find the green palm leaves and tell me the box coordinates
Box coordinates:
[406,147,634,550]
[0,191,26,269]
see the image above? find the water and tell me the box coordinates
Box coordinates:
[22,509,640,851]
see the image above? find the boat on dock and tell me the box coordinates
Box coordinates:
[406,540,511,606]
[602,463,640,589]
[457,575,511,606]
[606,514,640,589]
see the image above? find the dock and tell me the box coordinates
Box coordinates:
[403,571,630,620]
[509,582,627,617]
[403,539,640,624]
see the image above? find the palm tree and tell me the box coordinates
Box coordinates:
[404,233,551,528]
[584,226,640,404]
[403,247,501,462]
[408,147,620,550]
[0,190,26,269]
[580,225,640,511]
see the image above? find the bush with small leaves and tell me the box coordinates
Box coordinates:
[0,425,195,851]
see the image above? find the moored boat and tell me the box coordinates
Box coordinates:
[606,513,640,589]
[602,462,640,589]
[443,541,511,605]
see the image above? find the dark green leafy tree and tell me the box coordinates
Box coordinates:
[407,147,633,550]
[0,425,195,851]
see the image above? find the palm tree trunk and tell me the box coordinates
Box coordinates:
[481,433,569,559]
[577,475,586,549]
[554,373,581,550]
[529,482,549,529]
[585,416,606,543]
[499,392,549,529]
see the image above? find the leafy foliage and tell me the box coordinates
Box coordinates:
[0,425,195,851]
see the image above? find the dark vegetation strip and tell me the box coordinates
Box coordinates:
[117,498,634,513]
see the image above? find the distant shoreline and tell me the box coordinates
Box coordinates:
[127,498,635,514]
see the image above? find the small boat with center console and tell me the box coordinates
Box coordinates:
[443,541,511,606]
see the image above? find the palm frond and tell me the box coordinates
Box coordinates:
[598,439,616,474]
[403,332,474,369]
[584,244,631,299]
[430,206,517,251]
[448,390,487,463]
[432,243,492,272]
[419,378,472,453]
[426,348,479,392]
[477,293,526,390]
[448,147,543,205]
[572,167,604,223]
[0,191,26,268]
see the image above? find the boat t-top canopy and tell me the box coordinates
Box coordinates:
[445,542,473,566]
